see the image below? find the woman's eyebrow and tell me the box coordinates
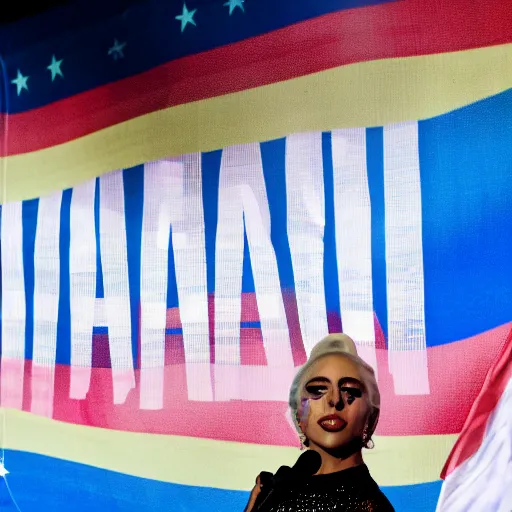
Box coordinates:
[338,377,363,387]
[304,376,331,386]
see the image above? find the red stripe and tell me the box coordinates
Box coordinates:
[241,293,259,323]
[440,326,512,479]
[165,334,186,366]
[92,334,111,368]
[14,321,510,445]
[283,290,308,367]
[166,307,182,329]
[240,329,267,366]
[3,0,511,156]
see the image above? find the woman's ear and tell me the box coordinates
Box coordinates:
[366,408,380,437]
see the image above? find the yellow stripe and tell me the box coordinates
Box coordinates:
[1,408,454,489]
[2,43,511,204]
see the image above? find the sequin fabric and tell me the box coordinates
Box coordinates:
[263,465,395,512]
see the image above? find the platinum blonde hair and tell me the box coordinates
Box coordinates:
[289,333,380,440]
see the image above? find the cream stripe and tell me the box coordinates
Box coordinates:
[2,44,511,203]
[1,408,454,490]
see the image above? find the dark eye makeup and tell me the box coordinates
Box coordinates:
[305,385,328,399]
[304,378,364,404]
[341,386,362,404]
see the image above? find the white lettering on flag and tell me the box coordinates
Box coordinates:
[69,178,97,399]
[215,143,294,401]
[99,171,135,404]
[285,132,329,356]
[332,128,377,373]
[383,122,429,395]
[1,201,26,410]
[31,191,62,417]
[140,156,211,408]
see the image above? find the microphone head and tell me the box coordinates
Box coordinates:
[273,465,293,482]
[292,450,322,476]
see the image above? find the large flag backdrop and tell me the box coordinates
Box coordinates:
[0,0,511,510]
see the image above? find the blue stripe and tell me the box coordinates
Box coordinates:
[1,0,393,113]
[241,321,261,329]
[420,89,512,345]
[123,166,144,367]
[167,224,180,310]
[202,150,222,295]
[322,132,343,328]
[366,127,388,341]
[56,188,72,364]
[22,199,37,361]
[242,228,256,293]
[260,138,295,290]
[95,178,104,299]
[0,450,441,512]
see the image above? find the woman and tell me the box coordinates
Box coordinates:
[245,333,395,511]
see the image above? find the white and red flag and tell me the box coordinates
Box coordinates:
[436,328,512,512]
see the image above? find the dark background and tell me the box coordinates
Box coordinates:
[0,0,148,24]
[0,1,69,24]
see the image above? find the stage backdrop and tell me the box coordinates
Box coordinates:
[0,0,511,510]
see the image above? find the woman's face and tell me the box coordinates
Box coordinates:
[297,354,370,453]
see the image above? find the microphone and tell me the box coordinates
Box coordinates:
[289,449,322,476]
[253,450,322,511]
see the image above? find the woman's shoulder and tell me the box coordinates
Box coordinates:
[330,465,396,511]
[303,465,396,511]
[358,469,396,512]
[363,489,396,512]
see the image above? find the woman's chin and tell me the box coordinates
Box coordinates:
[310,433,362,456]
[311,433,350,451]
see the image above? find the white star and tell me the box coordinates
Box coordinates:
[175,4,197,32]
[108,39,126,60]
[0,460,8,478]
[11,69,29,96]
[47,55,64,81]
[224,0,244,15]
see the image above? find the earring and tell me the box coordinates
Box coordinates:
[299,432,307,450]
[361,426,374,449]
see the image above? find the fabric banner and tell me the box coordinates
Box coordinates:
[0,0,511,510]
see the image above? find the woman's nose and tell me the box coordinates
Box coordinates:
[328,389,344,410]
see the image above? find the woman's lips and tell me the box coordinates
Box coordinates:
[317,414,347,433]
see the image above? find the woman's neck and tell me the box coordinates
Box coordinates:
[309,444,364,475]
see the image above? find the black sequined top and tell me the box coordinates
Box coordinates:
[263,464,395,512]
